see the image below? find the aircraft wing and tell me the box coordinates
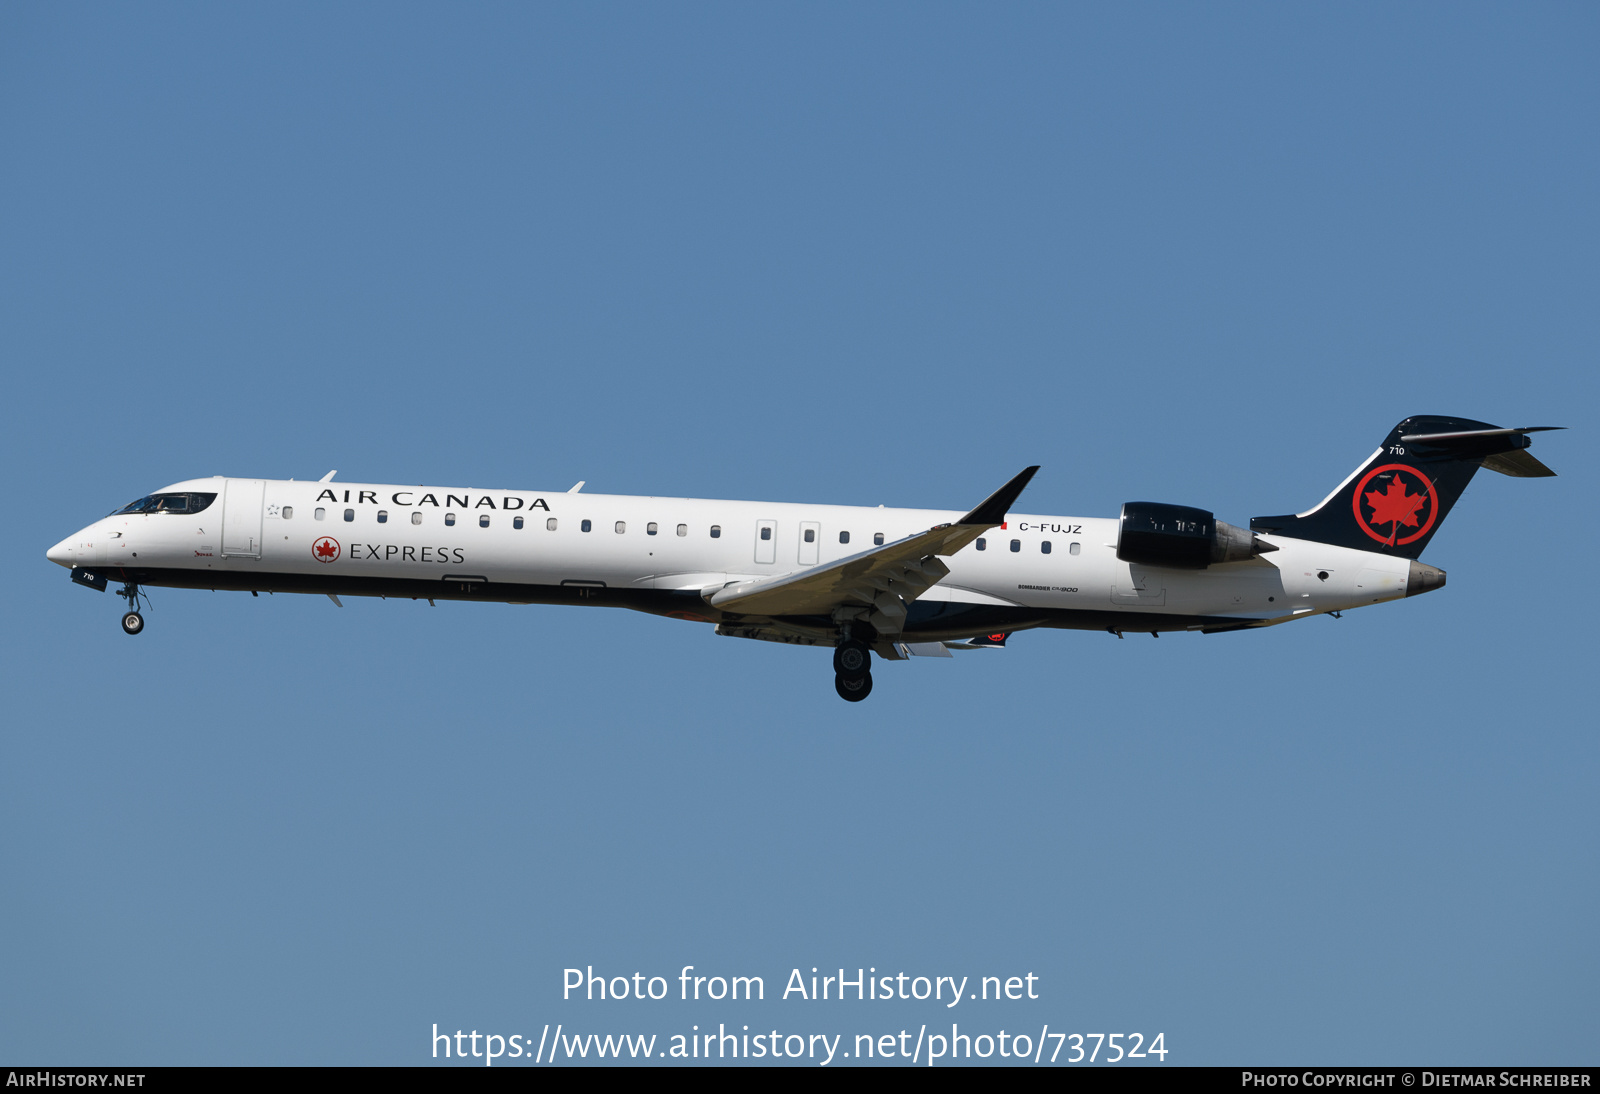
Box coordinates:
[702,467,1038,627]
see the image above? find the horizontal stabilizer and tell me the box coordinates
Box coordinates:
[1400,425,1563,443]
[1479,448,1557,477]
[1400,425,1563,478]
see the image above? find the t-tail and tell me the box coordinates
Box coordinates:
[1250,416,1562,560]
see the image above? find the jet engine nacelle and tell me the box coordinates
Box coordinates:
[1117,501,1276,569]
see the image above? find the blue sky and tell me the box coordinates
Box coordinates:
[2,3,1595,1065]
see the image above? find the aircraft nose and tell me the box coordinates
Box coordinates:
[46,537,75,568]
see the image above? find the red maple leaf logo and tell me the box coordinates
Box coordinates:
[314,538,339,560]
[1364,477,1427,532]
[1352,464,1438,548]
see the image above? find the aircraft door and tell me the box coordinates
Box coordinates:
[798,521,820,566]
[221,479,265,558]
[755,520,777,564]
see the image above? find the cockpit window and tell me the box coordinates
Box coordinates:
[112,492,217,516]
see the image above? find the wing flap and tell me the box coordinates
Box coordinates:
[703,524,959,616]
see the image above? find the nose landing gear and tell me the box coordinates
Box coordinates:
[832,637,873,702]
[117,581,147,636]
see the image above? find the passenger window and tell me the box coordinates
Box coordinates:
[1041,541,1051,554]
[839,531,850,544]
[479,514,490,528]
[1070,542,1081,555]
[411,512,422,525]
[615,521,625,534]
[315,508,326,521]
[282,506,293,520]
[676,524,687,537]
[581,520,591,532]
[976,538,986,551]
[710,525,721,538]
[445,513,456,526]
[874,532,884,545]
[759,526,771,541]
[803,528,815,543]
[513,516,524,529]
[344,508,354,522]
[647,522,658,535]
[377,510,388,524]
[1010,539,1020,552]
[547,518,558,531]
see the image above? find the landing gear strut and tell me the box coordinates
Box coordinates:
[117,581,147,636]
[832,636,873,702]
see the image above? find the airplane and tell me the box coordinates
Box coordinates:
[46,415,1559,701]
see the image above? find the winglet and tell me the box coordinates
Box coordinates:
[319,470,337,482]
[959,466,1040,526]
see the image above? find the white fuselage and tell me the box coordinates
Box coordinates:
[47,475,1422,640]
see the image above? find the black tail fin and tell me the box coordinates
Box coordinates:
[1250,416,1561,559]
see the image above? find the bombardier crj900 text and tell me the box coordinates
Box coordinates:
[48,416,1560,701]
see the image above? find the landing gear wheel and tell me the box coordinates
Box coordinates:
[121,611,144,636]
[834,672,872,702]
[833,640,871,679]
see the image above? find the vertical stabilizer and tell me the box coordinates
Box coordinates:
[1250,416,1560,560]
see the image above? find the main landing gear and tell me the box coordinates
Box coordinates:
[833,638,873,703]
[117,581,146,636]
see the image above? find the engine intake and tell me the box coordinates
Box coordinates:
[1117,501,1276,569]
